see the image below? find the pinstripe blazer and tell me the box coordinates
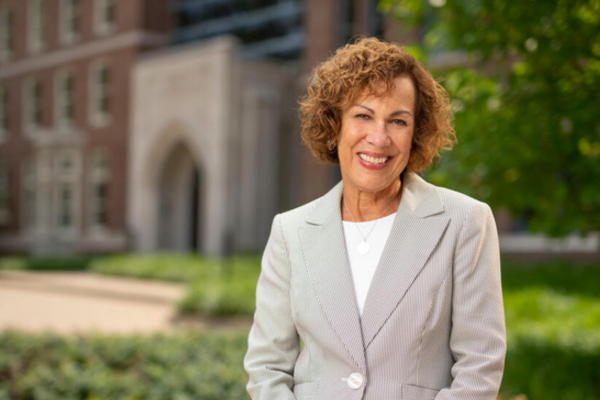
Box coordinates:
[244,172,506,400]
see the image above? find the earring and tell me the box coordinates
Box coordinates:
[327,140,337,151]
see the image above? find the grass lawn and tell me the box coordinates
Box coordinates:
[90,254,261,316]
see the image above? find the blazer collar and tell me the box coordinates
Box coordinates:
[298,172,449,368]
[304,172,445,226]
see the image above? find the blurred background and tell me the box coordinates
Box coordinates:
[0,0,599,399]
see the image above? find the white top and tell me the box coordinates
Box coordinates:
[342,212,396,316]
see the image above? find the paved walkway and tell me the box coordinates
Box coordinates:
[0,270,186,334]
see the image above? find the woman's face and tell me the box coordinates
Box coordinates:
[337,75,416,196]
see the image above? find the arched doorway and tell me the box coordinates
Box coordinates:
[156,142,202,252]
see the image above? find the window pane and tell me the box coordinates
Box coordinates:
[33,80,42,125]
[59,186,72,227]
[0,87,7,131]
[1,8,14,54]
[0,166,9,225]
[24,161,36,228]
[61,158,72,173]
[65,74,73,93]
[0,167,8,191]
[100,67,109,85]
[62,74,74,121]
[99,67,110,114]
[94,182,108,225]
[105,0,115,25]
[26,190,36,227]
[69,0,79,35]
[94,152,108,172]
[37,0,47,47]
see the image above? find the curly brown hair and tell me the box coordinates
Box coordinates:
[299,37,456,172]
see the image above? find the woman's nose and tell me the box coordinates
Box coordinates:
[366,121,390,147]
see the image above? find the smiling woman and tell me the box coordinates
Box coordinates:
[244,37,506,400]
[337,76,415,219]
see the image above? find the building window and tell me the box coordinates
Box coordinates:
[89,62,111,126]
[0,7,14,60]
[56,151,78,180]
[60,0,80,44]
[24,78,43,129]
[54,150,79,231]
[93,182,108,226]
[58,185,73,228]
[0,86,8,141]
[56,72,75,125]
[94,0,116,36]
[23,160,37,230]
[0,165,9,226]
[90,151,109,228]
[28,0,47,53]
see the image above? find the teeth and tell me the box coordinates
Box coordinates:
[359,153,389,164]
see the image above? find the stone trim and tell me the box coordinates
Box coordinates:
[0,31,168,80]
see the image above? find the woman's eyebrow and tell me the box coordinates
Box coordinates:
[354,105,414,118]
[390,110,413,117]
[355,105,375,114]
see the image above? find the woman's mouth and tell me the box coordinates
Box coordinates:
[359,153,389,165]
[357,152,392,170]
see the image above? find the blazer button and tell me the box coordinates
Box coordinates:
[346,372,364,389]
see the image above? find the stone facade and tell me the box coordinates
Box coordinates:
[129,37,292,255]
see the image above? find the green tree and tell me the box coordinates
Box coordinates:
[382,0,600,236]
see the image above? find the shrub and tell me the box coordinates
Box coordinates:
[0,256,92,271]
[0,257,26,270]
[0,330,249,400]
[499,262,600,400]
[92,253,261,316]
[90,253,218,282]
[177,256,260,316]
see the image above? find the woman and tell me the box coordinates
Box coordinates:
[244,38,506,400]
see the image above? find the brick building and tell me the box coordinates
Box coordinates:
[0,0,418,256]
[0,0,171,254]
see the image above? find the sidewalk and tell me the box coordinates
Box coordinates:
[0,270,185,334]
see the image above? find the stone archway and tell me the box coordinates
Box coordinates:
[155,141,203,252]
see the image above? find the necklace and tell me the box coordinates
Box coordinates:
[343,188,401,256]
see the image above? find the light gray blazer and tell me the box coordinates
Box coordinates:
[244,172,506,400]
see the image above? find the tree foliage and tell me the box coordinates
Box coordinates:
[381,0,600,236]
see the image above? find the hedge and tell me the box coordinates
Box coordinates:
[1,320,598,400]
[500,262,600,399]
[92,254,261,316]
[89,254,219,282]
[0,256,92,271]
[0,330,249,400]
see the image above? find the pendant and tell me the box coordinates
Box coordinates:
[357,241,370,255]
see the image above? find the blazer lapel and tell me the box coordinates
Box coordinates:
[297,182,366,371]
[360,173,450,347]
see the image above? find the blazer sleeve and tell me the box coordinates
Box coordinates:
[244,214,300,400]
[436,202,507,400]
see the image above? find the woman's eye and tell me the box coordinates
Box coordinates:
[355,114,370,119]
[392,119,407,126]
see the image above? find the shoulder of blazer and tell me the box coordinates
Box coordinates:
[402,172,487,218]
[277,180,344,229]
[433,182,490,221]
[277,172,490,229]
